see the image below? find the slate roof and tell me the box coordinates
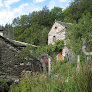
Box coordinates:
[55,20,72,28]
[0,35,37,50]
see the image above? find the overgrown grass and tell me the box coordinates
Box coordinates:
[11,61,92,92]
[52,61,76,77]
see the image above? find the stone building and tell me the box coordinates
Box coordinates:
[0,31,41,79]
[48,20,74,61]
[0,34,27,76]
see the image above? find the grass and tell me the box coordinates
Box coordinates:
[10,61,92,92]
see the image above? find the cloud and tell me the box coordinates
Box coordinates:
[48,1,56,10]
[13,3,29,13]
[59,0,67,2]
[4,0,21,8]
[0,3,42,26]
[34,0,45,3]
[13,3,41,16]
[0,0,3,7]
[48,0,70,10]
[59,0,72,3]
[0,10,14,25]
[0,3,29,26]
[59,0,72,10]
[27,3,41,12]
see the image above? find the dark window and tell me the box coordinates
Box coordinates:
[55,26,57,29]
[53,36,56,42]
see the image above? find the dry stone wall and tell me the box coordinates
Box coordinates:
[0,37,21,76]
[0,37,42,79]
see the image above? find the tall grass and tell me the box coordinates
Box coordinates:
[11,61,92,92]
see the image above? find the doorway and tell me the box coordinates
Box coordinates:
[60,50,62,61]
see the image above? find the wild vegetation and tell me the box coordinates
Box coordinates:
[11,61,91,92]
[0,0,92,91]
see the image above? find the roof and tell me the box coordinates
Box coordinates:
[48,20,72,36]
[55,20,72,28]
[11,40,37,48]
[0,35,37,50]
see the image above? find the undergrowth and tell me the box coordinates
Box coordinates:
[11,61,92,92]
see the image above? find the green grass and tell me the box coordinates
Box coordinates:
[11,61,92,92]
[52,61,76,77]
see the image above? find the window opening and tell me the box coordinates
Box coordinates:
[53,36,56,42]
[55,26,57,29]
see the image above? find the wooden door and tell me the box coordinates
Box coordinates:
[60,51,62,61]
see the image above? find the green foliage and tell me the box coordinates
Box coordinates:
[50,7,64,22]
[0,80,8,90]
[20,45,37,61]
[11,61,91,92]
[21,40,64,61]
[42,39,64,56]
[13,17,20,26]
[66,13,92,54]
[52,61,76,77]
[64,0,92,23]
[14,22,49,45]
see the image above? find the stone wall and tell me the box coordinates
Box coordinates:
[0,37,21,76]
[48,22,65,45]
[0,37,42,79]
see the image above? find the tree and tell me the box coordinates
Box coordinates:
[66,13,92,54]
[12,17,20,26]
[19,15,29,26]
[66,13,92,71]
[51,7,64,22]
[29,6,52,27]
[14,22,49,46]
[64,0,92,23]
[3,24,14,39]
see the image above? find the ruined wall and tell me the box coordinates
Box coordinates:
[0,37,21,76]
[0,37,42,78]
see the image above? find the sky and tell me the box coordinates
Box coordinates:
[0,0,73,26]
